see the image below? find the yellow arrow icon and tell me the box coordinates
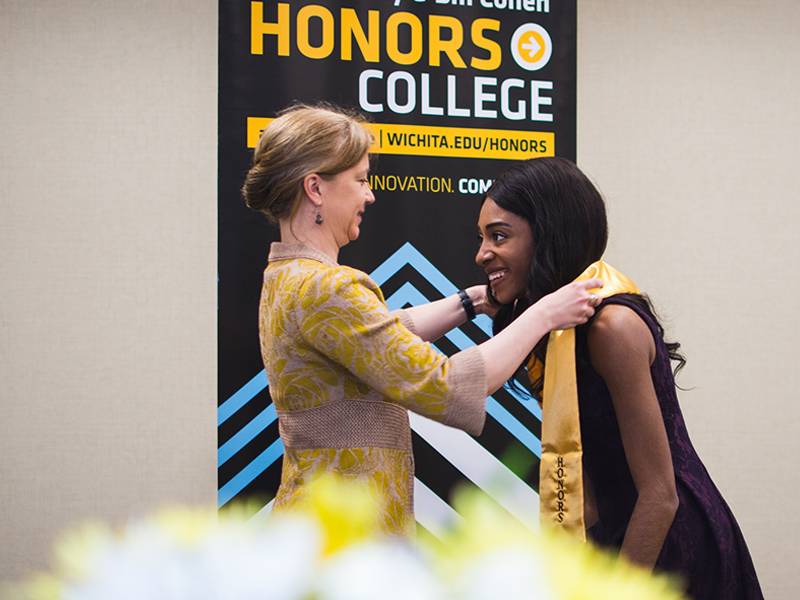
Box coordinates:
[511,23,552,71]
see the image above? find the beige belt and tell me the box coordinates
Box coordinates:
[278,399,412,450]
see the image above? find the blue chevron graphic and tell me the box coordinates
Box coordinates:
[217,242,542,506]
[218,370,268,426]
[218,438,284,507]
[218,404,276,466]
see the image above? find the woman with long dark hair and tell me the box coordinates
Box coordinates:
[476,157,762,599]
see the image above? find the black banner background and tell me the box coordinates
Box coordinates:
[219,0,576,514]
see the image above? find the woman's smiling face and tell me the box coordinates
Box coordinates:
[475,197,535,305]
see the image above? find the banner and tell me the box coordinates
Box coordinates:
[218,0,576,534]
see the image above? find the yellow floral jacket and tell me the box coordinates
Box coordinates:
[260,242,487,535]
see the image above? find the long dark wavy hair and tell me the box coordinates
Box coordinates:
[485,157,686,396]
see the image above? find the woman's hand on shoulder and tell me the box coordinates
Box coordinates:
[536,278,604,331]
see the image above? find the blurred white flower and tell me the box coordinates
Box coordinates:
[61,513,320,600]
[450,547,554,600]
[317,540,444,600]
[63,523,193,600]
[194,515,320,600]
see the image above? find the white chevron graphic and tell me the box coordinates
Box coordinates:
[410,413,539,531]
[413,477,462,537]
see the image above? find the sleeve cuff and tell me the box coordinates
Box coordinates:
[444,346,487,436]
[393,309,419,337]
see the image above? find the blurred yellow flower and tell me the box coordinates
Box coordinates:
[151,506,217,547]
[53,523,113,582]
[422,487,686,600]
[10,476,686,600]
[294,474,382,556]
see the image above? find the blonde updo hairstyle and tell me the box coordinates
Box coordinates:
[242,103,373,223]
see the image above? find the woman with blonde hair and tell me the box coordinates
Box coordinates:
[241,104,602,535]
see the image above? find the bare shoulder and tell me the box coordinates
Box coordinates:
[586,304,656,377]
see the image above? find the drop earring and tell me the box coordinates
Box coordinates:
[315,211,323,225]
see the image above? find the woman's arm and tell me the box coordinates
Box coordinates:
[397,279,603,386]
[396,285,493,342]
[300,268,601,436]
[587,305,679,570]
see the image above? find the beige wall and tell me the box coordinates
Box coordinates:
[0,0,218,581]
[1,0,797,597]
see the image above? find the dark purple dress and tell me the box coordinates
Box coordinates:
[575,295,763,600]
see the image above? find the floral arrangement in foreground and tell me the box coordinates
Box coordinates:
[8,477,686,600]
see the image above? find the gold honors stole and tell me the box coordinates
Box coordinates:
[527,261,640,540]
